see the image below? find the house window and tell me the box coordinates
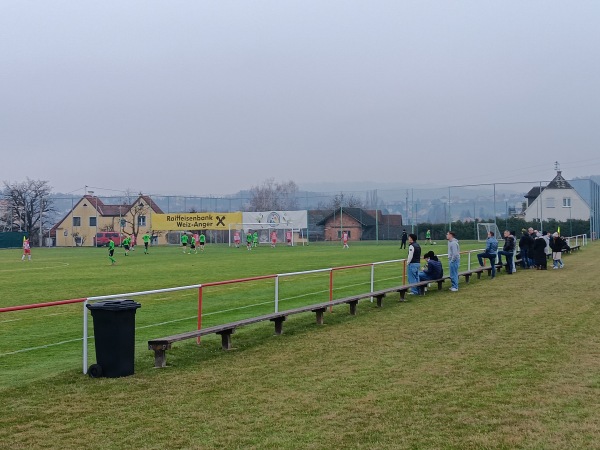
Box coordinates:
[337,230,351,239]
[563,197,571,207]
[546,197,555,208]
[89,217,97,227]
[73,216,81,226]
[138,215,146,227]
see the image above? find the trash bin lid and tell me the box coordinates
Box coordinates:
[86,299,141,311]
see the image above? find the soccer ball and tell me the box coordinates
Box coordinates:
[433,242,437,245]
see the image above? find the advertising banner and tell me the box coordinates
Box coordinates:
[242,211,308,229]
[151,212,243,231]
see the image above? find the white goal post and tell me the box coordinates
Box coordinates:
[477,223,501,242]
[228,223,302,247]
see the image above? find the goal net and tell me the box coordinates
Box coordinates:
[228,223,300,247]
[477,223,501,242]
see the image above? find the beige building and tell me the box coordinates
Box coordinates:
[51,195,165,247]
[524,170,590,223]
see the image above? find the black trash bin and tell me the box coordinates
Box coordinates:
[86,299,141,378]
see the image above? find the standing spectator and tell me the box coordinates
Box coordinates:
[533,232,548,270]
[544,231,552,261]
[518,229,533,269]
[22,237,31,261]
[400,229,408,249]
[527,228,537,267]
[425,229,432,245]
[477,231,498,278]
[550,232,569,269]
[419,250,443,283]
[497,230,516,274]
[446,231,460,291]
[406,234,422,295]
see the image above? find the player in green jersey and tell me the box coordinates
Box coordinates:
[199,233,206,251]
[143,232,150,254]
[108,238,116,265]
[181,233,189,253]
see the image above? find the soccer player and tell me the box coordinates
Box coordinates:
[122,235,131,256]
[199,232,206,251]
[246,231,253,250]
[233,231,241,248]
[143,232,150,254]
[425,229,432,245]
[108,237,117,265]
[286,230,292,246]
[252,231,259,248]
[189,234,197,254]
[342,231,349,249]
[270,231,277,248]
[181,232,188,253]
[130,234,136,251]
[22,237,31,261]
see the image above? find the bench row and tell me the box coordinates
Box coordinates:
[147,265,495,368]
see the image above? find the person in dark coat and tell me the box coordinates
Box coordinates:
[400,229,408,249]
[519,229,533,269]
[533,232,548,270]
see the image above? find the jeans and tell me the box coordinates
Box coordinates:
[519,248,529,268]
[497,250,514,274]
[477,252,496,278]
[408,263,420,294]
[449,259,459,289]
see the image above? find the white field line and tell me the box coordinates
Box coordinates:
[0,318,21,324]
[0,274,403,358]
[0,262,70,273]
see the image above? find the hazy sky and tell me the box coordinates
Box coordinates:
[2,1,599,196]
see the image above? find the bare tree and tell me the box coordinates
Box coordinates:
[247,178,299,211]
[121,194,152,241]
[2,178,54,245]
[318,192,365,210]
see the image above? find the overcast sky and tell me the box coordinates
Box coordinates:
[2,1,599,196]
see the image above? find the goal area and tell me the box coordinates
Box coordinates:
[477,223,501,242]
[228,223,301,246]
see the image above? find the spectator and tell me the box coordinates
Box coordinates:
[497,230,516,274]
[406,233,422,295]
[419,250,444,284]
[550,232,569,269]
[446,231,460,292]
[477,231,498,278]
[519,229,533,269]
[533,232,548,270]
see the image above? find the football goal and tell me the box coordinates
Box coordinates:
[477,223,501,242]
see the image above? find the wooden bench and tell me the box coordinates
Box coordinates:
[148,268,494,368]
[148,288,404,368]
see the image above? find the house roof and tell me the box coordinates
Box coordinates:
[525,186,545,199]
[546,171,574,190]
[316,208,377,226]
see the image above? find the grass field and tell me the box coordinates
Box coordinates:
[1,241,599,449]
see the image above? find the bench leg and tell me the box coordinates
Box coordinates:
[270,317,286,335]
[375,294,384,308]
[477,272,482,279]
[399,290,406,301]
[150,346,168,368]
[349,300,358,315]
[314,307,326,325]
[216,330,234,350]
[437,280,444,290]
[464,274,471,283]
